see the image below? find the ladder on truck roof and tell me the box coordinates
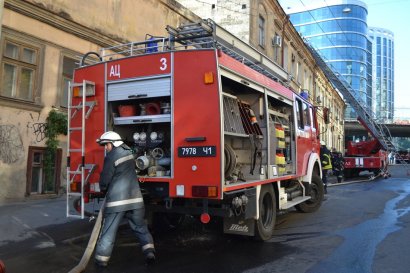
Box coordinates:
[66,80,96,219]
[99,19,289,86]
[165,19,289,85]
[305,43,397,152]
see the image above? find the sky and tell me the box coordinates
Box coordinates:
[365,0,410,119]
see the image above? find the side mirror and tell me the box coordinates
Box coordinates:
[323,107,330,124]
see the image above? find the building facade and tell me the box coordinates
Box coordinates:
[369,27,394,122]
[282,0,370,120]
[178,0,345,149]
[0,0,200,202]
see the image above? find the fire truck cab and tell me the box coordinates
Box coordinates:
[67,21,324,241]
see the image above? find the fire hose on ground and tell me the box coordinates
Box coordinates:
[68,199,105,273]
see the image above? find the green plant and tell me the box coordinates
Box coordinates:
[44,109,67,191]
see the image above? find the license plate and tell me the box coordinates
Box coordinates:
[178,146,216,157]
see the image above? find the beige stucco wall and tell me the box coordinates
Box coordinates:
[0,0,199,202]
[25,0,194,41]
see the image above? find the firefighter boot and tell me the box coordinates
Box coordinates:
[324,184,328,194]
[145,251,156,265]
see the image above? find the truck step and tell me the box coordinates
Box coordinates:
[280,196,311,210]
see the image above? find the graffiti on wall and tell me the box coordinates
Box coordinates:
[0,125,24,164]
[31,122,47,142]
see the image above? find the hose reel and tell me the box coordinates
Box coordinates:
[224,143,236,178]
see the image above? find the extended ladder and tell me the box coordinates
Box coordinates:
[305,43,396,152]
[66,80,96,219]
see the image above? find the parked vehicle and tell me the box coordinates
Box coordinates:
[66,21,326,240]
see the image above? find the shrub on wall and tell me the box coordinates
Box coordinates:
[44,110,67,191]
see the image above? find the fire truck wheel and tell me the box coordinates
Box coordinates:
[255,184,276,241]
[344,169,352,179]
[295,174,323,213]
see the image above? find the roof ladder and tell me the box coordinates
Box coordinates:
[66,80,97,219]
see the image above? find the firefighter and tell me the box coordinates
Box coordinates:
[95,131,155,267]
[331,149,344,183]
[320,141,332,193]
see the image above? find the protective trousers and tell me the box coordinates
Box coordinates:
[95,208,155,264]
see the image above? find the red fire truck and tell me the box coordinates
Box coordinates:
[67,21,326,240]
[344,118,389,179]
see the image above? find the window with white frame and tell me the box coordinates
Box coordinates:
[1,39,39,101]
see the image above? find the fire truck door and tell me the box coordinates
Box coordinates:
[295,98,313,175]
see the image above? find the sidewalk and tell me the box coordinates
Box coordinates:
[0,196,97,247]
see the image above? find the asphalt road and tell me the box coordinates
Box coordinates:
[1,165,410,273]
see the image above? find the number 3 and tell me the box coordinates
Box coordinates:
[160,57,167,71]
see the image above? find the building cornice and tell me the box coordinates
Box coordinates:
[4,0,127,48]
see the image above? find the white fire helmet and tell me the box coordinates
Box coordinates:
[96,131,124,147]
[320,141,326,146]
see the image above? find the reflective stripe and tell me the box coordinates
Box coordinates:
[114,154,134,167]
[95,254,110,262]
[142,243,155,251]
[106,197,144,207]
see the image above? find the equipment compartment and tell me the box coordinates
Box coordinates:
[107,76,172,178]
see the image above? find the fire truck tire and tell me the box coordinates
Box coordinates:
[295,174,323,213]
[255,184,276,241]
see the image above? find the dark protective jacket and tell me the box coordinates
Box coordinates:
[331,152,344,172]
[99,144,143,213]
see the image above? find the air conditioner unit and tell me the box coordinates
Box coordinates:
[272,35,282,47]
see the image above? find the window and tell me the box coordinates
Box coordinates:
[302,101,311,127]
[296,99,304,129]
[60,56,77,108]
[283,43,288,71]
[26,146,62,195]
[1,39,39,101]
[273,33,280,63]
[297,62,302,84]
[259,15,265,47]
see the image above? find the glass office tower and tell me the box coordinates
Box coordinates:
[282,0,370,119]
[369,27,394,122]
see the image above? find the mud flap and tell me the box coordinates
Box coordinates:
[223,215,255,236]
[223,188,257,236]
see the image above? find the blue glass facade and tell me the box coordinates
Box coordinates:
[285,1,370,119]
[369,27,394,122]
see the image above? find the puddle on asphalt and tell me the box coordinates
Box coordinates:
[307,180,410,273]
